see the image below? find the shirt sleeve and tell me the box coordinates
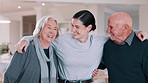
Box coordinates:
[103,35,110,42]
[20,36,34,44]
[133,29,140,34]
[97,43,107,70]
[4,51,29,83]
[97,59,107,70]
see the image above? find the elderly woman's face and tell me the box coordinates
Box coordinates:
[39,18,58,43]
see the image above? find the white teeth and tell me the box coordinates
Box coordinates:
[47,35,53,38]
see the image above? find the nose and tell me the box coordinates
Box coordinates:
[106,27,110,33]
[49,28,54,34]
[72,26,76,33]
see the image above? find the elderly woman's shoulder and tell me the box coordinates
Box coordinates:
[142,39,148,45]
[24,41,35,51]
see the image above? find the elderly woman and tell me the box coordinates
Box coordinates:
[4,16,58,83]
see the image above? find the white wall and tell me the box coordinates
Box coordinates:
[34,4,86,22]
[139,4,148,33]
[34,4,106,35]
[0,21,21,54]
[9,21,20,54]
[4,10,35,54]
[22,0,148,4]
[0,24,10,43]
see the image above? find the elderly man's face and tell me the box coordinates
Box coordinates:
[106,19,125,44]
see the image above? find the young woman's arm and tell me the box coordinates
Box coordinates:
[15,36,33,53]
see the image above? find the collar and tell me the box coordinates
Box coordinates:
[114,31,134,46]
[124,31,134,46]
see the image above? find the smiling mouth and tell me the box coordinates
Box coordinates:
[73,32,79,35]
[47,35,54,38]
[110,33,114,36]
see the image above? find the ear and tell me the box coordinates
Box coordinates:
[123,24,129,32]
[87,24,92,32]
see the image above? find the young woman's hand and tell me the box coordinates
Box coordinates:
[92,69,99,77]
[136,31,148,41]
[15,40,29,53]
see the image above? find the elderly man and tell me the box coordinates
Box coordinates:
[98,12,148,83]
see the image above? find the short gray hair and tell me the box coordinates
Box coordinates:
[33,16,57,36]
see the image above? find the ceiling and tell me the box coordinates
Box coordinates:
[0,1,139,17]
[0,1,77,13]
[0,1,43,13]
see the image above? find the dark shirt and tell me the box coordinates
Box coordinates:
[44,48,50,77]
[99,33,148,83]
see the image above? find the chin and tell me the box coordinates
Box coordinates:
[110,37,115,41]
[73,35,78,39]
[46,39,52,42]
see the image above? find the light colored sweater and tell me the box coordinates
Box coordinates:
[22,32,108,80]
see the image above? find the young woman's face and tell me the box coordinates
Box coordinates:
[71,18,90,41]
[40,18,58,43]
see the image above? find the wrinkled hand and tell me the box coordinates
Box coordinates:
[92,69,99,77]
[15,40,29,53]
[137,31,148,41]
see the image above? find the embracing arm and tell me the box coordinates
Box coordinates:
[92,54,107,77]
[135,31,148,41]
[133,30,147,41]
[15,36,33,53]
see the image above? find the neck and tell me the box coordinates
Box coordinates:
[116,30,132,44]
[39,38,51,49]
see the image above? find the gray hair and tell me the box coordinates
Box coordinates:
[33,16,57,36]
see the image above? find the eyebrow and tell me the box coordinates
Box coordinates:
[46,24,58,29]
[54,27,58,29]
[46,24,51,26]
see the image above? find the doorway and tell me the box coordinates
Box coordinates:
[22,15,36,36]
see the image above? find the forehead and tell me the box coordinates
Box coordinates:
[108,17,121,26]
[72,18,83,25]
[108,19,115,26]
[46,18,57,26]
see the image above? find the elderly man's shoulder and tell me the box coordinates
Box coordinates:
[142,39,148,44]
[136,39,148,47]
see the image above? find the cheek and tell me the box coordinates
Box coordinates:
[42,28,48,34]
[112,29,119,35]
[54,31,58,37]
[80,28,87,33]
[116,29,124,36]
[77,29,82,33]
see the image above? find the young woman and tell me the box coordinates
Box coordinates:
[15,10,147,83]
[4,16,58,83]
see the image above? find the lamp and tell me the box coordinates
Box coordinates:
[0,0,11,23]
